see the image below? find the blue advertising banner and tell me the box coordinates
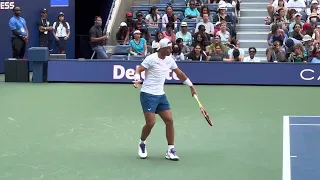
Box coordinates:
[0,0,75,73]
[50,0,69,7]
[47,60,320,86]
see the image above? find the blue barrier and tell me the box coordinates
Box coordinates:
[47,60,320,86]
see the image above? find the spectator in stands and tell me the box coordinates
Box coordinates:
[37,8,52,49]
[89,16,108,59]
[306,0,320,16]
[311,48,320,63]
[290,23,303,40]
[141,26,151,45]
[288,13,303,33]
[243,47,260,62]
[267,40,286,62]
[227,38,244,61]
[284,38,303,58]
[209,45,228,61]
[287,0,307,20]
[208,34,228,54]
[151,31,163,52]
[306,13,319,28]
[176,38,191,55]
[176,22,193,46]
[224,49,241,61]
[184,0,200,19]
[129,30,147,56]
[198,5,213,22]
[267,0,288,19]
[134,11,147,32]
[125,12,135,34]
[274,8,289,29]
[162,22,176,42]
[288,43,307,62]
[186,44,208,61]
[162,5,178,29]
[171,44,185,61]
[192,26,210,51]
[52,12,70,54]
[214,22,221,35]
[195,13,215,35]
[146,6,160,27]
[216,21,231,43]
[302,35,314,58]
[116,22,130,45]
[267,24,287,46]
[9,6,28,59]
[213,5,231,23]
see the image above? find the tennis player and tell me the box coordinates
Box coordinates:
[133,38,197,161]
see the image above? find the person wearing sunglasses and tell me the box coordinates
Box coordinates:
[9,6,28,59]
[243,47,260,62]
[184,0,200,19]
[267,40,287,62]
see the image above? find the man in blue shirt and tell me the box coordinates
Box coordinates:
[9,6,29,59]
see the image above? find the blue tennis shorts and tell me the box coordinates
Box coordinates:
[140,92,171,114]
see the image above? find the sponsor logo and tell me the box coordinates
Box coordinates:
[112,65,179,80]
[300,69,320,81]
[0,1,14,10]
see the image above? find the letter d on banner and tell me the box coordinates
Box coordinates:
[113,65,125,79]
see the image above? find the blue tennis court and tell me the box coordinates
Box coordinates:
[283,116,320,180]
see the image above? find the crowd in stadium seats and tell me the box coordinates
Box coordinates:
[112,0,246,61]
[266,0,320,63]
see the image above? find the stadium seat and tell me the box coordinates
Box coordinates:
[148,27,160,36]
[110,55,128,60]
[129,55,145,61]
[113,45,130,55]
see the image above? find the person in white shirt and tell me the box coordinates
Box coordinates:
[52,12,70,54]
[133,38,197,161]
[243,47,261,62]
[175,22,192,46]
[195,13,215,35]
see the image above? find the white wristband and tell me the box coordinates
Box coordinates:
[134,74,140,81]
[183,78,193,87]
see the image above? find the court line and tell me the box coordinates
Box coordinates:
[290,124,320,126]
[290,156,297,158]
[282,116,291,180]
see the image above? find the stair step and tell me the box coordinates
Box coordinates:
[237,24,270,32]
[237,31,269,40]
[241,9,268,17]
[241,2,269,9]
[238,16,266,24]
[240,40,269,49]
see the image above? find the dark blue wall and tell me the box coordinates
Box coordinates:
[0,0,75,73]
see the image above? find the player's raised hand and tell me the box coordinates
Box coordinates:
[190,86,197,97]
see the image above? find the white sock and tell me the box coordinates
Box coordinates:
[168,145,174,151]
[139,139,146,144]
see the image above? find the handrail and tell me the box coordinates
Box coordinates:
[103,0,117,36]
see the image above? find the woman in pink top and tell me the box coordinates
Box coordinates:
[162,22,176,42]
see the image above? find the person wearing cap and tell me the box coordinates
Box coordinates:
[184,0,200,19]
[125,12,136,34]
[133,38,197,161]
[116,22,130,45]
[288,13,304,33]
[52,12,70,54]
[9,6,28,59]
[175,22,192,46]
[302,34,314,57]
[37,8,53,49]
[195,13,214,35]
[89,16,108,59]
[134,11,147,32]
[129,30,147,56]
[213,5,231,23]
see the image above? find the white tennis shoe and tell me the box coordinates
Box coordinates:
[138,143,147,159]
[165,148,179,161]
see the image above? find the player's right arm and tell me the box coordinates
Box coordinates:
[133,56,152,88]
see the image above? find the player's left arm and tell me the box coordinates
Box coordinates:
[171,61,197,96]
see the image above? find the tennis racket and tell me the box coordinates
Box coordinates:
[194,95,213,127]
